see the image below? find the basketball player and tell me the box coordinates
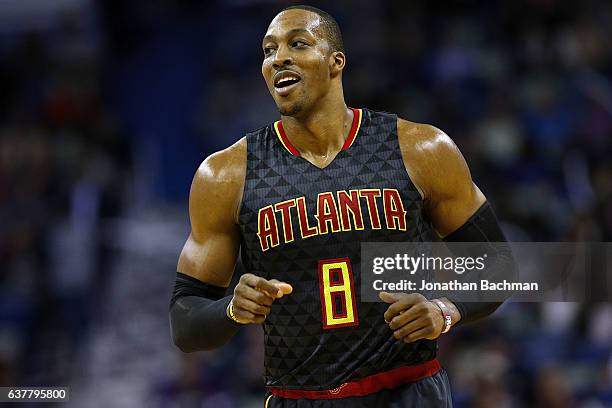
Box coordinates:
[170,5,514,407]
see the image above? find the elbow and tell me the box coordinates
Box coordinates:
[169,307,199,353]
[169,308,219,353]
[171,329,197,353]
[168,296,236,352]
[172,332,220,352]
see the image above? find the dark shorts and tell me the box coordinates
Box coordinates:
[264,369,453,408]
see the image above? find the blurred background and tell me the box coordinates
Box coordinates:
[0,0,611,407]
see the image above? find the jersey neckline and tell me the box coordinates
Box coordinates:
[273,107,363,158]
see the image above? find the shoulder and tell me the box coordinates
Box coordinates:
[396,117,471,202]
[396,118,459,162]
[190,137,247,225]
[194,137,247,186]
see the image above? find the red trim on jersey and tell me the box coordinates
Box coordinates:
[276,108,362,157]
[268,359,442,399]
[341,108,362,150]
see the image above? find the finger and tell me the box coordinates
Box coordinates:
[379,291,399,304]
[392,318,428,340]
[383,302,408,324]
[383,298,414,323]
[380,292,425,304]
[244,275,282,297]
[235,285,275,306]
[233,305,267,324]
[402,327,431,344]
[233,297,271,317]
[382,293,426,323]
[278,283,293,295]
[232,307,258,324]
[388,303,427,329]
[268,280,293,297]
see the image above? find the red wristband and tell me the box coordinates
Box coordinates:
[432,299,452,334]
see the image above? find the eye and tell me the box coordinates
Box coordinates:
[291,40,308,48]
[263,46,276,56]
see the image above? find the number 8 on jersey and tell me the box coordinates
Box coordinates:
[318,258,359,329]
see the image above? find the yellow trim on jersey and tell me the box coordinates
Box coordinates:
[273,121,293,155]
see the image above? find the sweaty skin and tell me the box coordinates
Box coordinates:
[177,8,486,339]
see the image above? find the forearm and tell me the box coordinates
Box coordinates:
[169,272,241,352]
[443,202,517,326]
[170,295,240,352]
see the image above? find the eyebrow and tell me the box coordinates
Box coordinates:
[262,28,312,44]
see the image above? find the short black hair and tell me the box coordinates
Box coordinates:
[281,5,344,53]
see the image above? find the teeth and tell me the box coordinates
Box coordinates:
[276,75,299,86]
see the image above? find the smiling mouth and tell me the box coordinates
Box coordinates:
[275,77,301,89]
[273,72,302,94]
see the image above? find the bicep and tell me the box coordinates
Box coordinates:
[177,149,244,286]
[398,121,486,237]
[177,228,240,287]
[428,181,486,237]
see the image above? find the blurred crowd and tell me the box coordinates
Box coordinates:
[0,1,610,407]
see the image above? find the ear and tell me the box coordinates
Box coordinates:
[329,51,345,78]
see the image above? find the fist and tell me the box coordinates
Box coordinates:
[379,292,444,343]
[230,273,293,324]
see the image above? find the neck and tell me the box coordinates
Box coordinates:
[280,90,352,158]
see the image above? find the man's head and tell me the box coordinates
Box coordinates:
[261,6,345,117]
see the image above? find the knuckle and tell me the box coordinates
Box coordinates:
[237,300,251,312]
[410,293,425,301]
[232,297,243,308]
[241,311,254,321]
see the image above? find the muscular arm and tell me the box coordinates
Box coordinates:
[170,138,246,352]
[177,139,246,285]
[396,120,486,236]
[170,137,292,352]
[379,120,514,342]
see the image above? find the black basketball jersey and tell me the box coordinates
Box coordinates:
[238,108,437,390]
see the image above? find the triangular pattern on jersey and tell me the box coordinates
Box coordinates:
[239,108,436,390]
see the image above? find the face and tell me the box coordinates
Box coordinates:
[262,10,342,117]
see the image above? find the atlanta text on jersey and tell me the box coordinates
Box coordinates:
[257,188,407,251]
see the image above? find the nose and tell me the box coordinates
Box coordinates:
[272,45,293,69]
